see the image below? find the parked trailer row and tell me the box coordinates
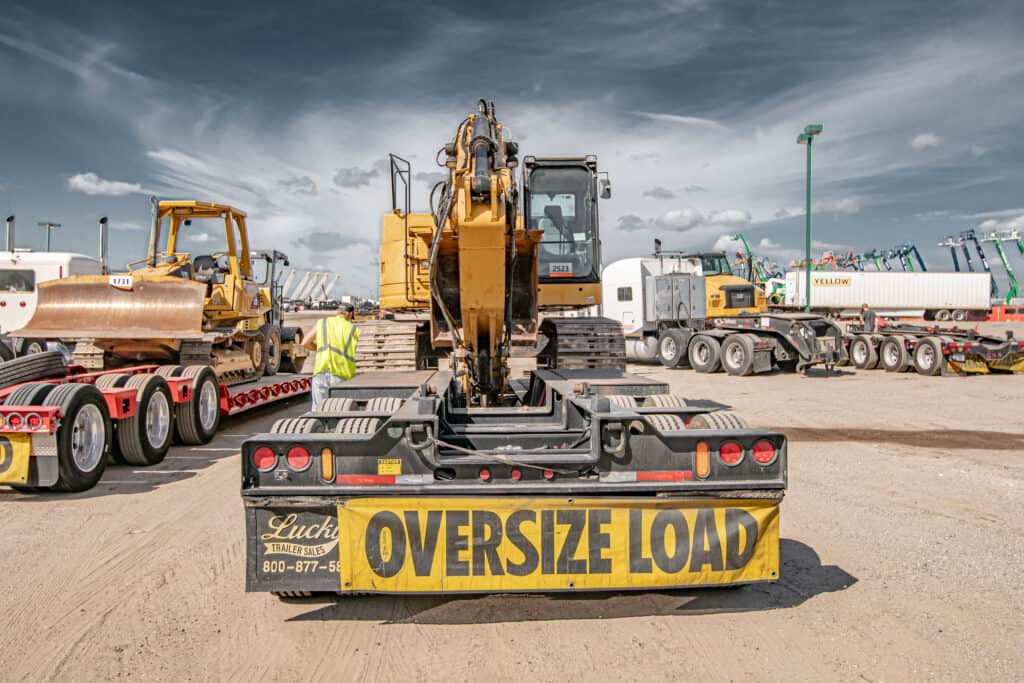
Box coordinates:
[0,353,310,492]
[846,324,1024,376]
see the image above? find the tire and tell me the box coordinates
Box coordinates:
[657,330,687,369]
[687,411,751,430]
[279,328,305,374]
[176,366,221,445]
[43,384,111,492]
[4,382,57,407]
[262,325,283,377]
[18,338,47,356]
[92,374,132,463]
[0,340,14,362]
[879,337,910,373]
[721,334,756,376]
[270,417,325,434]
[777,359,799,373]
[607,395,637,409]
[951,310,967,321]
[155,365,186,378]
[642,394,688,408]
[935,309,951,322]
[117,374,174,466]
[913,337,944,376]
[335,417,381,434]
[688,335,722,374]
[247,331,268,380]
[365,397,404,414]
[850,335,878,370]
[0,351,67,390]
[646,414,685,431]
[317,397,354,413]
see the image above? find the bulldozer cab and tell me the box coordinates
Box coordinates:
[139,201,262,325]
[528,156,608,311]
[251,250,290,329]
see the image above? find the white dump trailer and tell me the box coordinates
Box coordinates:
[782,271,992,320]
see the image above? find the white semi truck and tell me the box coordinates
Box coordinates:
[782,271,992,320]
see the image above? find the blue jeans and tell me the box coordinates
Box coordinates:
[311,372,344,411]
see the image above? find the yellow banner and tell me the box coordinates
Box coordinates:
[337,497,779,593]
[0,434,31,486]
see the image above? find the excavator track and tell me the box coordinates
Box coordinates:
[540,316,626,370]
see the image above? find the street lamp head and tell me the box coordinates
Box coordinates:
[797,133,812,145]
[804,123,823,136]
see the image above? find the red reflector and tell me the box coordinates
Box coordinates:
[7,413,22,428]
[479,468,491,481]
[637,470,694,482]
[335,474,396,485]
[0,301,6,307]
[543,469,555,480]
[18,301,25,307]
[286,446,310,470]
[719,441,743,465]
[252,447,276,471]
[510,469,522,481]
[752,440,776,465]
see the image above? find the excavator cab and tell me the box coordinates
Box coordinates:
[528,156,607,310]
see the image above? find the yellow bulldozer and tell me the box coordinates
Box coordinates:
[13,200,308,382]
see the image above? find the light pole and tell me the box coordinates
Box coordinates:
[37,221,62,252]
[797,124,822,313]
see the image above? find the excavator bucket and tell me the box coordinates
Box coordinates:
[13,275,207,340]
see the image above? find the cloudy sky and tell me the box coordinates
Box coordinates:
[3,0,1024,296]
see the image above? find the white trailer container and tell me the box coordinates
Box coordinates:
[782,271,992,320]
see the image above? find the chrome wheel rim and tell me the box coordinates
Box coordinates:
[198,380,218,431]
[918,346,935,369]
[660,337,677,361]
[695,342,709,364]
[853,342,867,365]
[71,404,105,472]
[727,343,745,368]
[884,344,898,366]
[146,391,171,448]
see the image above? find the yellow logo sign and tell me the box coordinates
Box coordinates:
[813,276,852,287]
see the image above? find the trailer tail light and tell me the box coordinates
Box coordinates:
[252,447,276,471]
[320,448,334,481]
[752,440,777,465]
[478,468,491,481]
[0,301,6,307]
[719,441,743,466]
[510,469,522,481]
[25,413,41,429]
[7,413,23,428]
[695,441,711,478]
[543,469,555,480]
[18,301,25,308]
[286,446,311,471]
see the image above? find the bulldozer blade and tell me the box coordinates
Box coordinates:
[13,276,207,340]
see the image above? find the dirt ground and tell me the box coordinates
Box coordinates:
[1,348,1023,680]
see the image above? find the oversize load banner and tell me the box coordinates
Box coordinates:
[337,497,780,592]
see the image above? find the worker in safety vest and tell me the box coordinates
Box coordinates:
[301,302,360,410]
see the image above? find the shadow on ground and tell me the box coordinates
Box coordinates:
[777,427,1024,450]
[0,396,308,501]
[287,538,854,625]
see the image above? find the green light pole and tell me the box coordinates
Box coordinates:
[37,221,62,252]
[797,124,822,313]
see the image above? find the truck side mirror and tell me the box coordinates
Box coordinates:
[599,178,612,199]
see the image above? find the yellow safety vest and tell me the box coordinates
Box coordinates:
[313,316,360,379]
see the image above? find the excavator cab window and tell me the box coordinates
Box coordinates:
[527,166,600,283]
[700,253,732,276]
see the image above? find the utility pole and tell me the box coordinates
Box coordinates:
[37,221,61,252]
[796,124,822,313]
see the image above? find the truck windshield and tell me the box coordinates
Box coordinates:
[701,254,731,276]
[528,167,598,282]
[0,269,35,292]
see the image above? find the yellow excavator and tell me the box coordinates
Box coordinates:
[241,100,789,598]
[14,200,307,382]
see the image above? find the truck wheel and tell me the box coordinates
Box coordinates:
[913,337,944,376]
[278,328,305,374]
[849,335,878,370]
[43,384,111,492]
[880,337,910,373]
[176,366,221,445]
[93,374,132,463]
[951,310,967,321]
[647,414,685,431]
[19,339,47,356]
[0,350,67,390]
[335,417,381,434]
[0,340,14,362]
[643,394,688,408]
[271,417,325,434]
[687,411,751,430]
[117,374,174,466]
[317,397,354,413]
[5,382,57,407]
[365,397,404,414]
[155,365,186,378]
[262,325,283,377]
[721,334,756,376]
[657,330,687,368]
[935,309,951,321]
[688,335,722,373]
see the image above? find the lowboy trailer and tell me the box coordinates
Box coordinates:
[847,323,1024,375]
[0,358,310,492]
[242,369,787,596]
